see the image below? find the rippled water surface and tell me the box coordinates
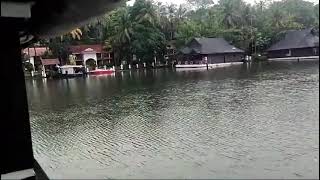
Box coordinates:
[26,61,319,179]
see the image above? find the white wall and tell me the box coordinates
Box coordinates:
[29,57,35,68]
[83,53,97,65]
[62,68,75,75]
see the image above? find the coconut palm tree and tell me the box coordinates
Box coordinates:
[218,0,245,28]
[109,8,134,45]
[69,28,83,40]
[270,8,286,30]
[133,0,157,26]
[61,28,83,40]
[107,8,135,65]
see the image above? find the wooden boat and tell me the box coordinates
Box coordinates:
[59,65,86,77]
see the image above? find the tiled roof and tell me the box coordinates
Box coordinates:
[41,59,60,66]
[23,47,48,57]
[69,44,104,54]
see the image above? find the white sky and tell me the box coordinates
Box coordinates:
[128,0,319,5]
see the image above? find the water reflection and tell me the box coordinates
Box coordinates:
[26,61,319,179]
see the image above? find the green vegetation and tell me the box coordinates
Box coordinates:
[43,0,319,65]
[86,59,97,70]
[24,62,34,75]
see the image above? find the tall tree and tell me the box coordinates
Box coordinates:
[217,0,247,28]
[314,4,319,28]
[131,0,158,25]
[40,0,320,62]
[187,0,214,9]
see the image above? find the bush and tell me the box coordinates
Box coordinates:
[42,50,55,59]
[252,54,268,61]
[24,62,34,72]
[86,60,97,69]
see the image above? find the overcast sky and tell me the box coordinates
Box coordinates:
[128,0,319,5]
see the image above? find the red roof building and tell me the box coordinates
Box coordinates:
[68,44,113,67]
[68,44,104,54]
[41,59,60,66]
[22,47,51,72]
[23,47,48,57]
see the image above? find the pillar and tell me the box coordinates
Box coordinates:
[204,56,208,70]
[41,65,46,78]
[1,19,49,179]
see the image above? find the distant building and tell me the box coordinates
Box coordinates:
[165,40,177,62]
[22,47,48,70]
[267,28,319,59]
[22,47,60,77]
[39,58,60,77]
[178,38,245,68]
[41,58,60,70]
[68,44,113,68]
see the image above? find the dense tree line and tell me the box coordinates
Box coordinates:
[44,0,319,65]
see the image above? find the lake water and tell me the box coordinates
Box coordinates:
[26,61,319,179]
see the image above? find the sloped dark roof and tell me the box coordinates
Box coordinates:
[180,38,244,55]
[181,47,201,54]
[267,28,319,51]
[23,47,48,57]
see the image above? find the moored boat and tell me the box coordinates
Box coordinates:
[59,65,86,78]
[89,68,115,75]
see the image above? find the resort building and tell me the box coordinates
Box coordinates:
[41,58,60,73]
[22,47,48,71]
[68,44,113,69]
[178,38,245,68]
[267,28,319,60]
[165,40,177,62]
